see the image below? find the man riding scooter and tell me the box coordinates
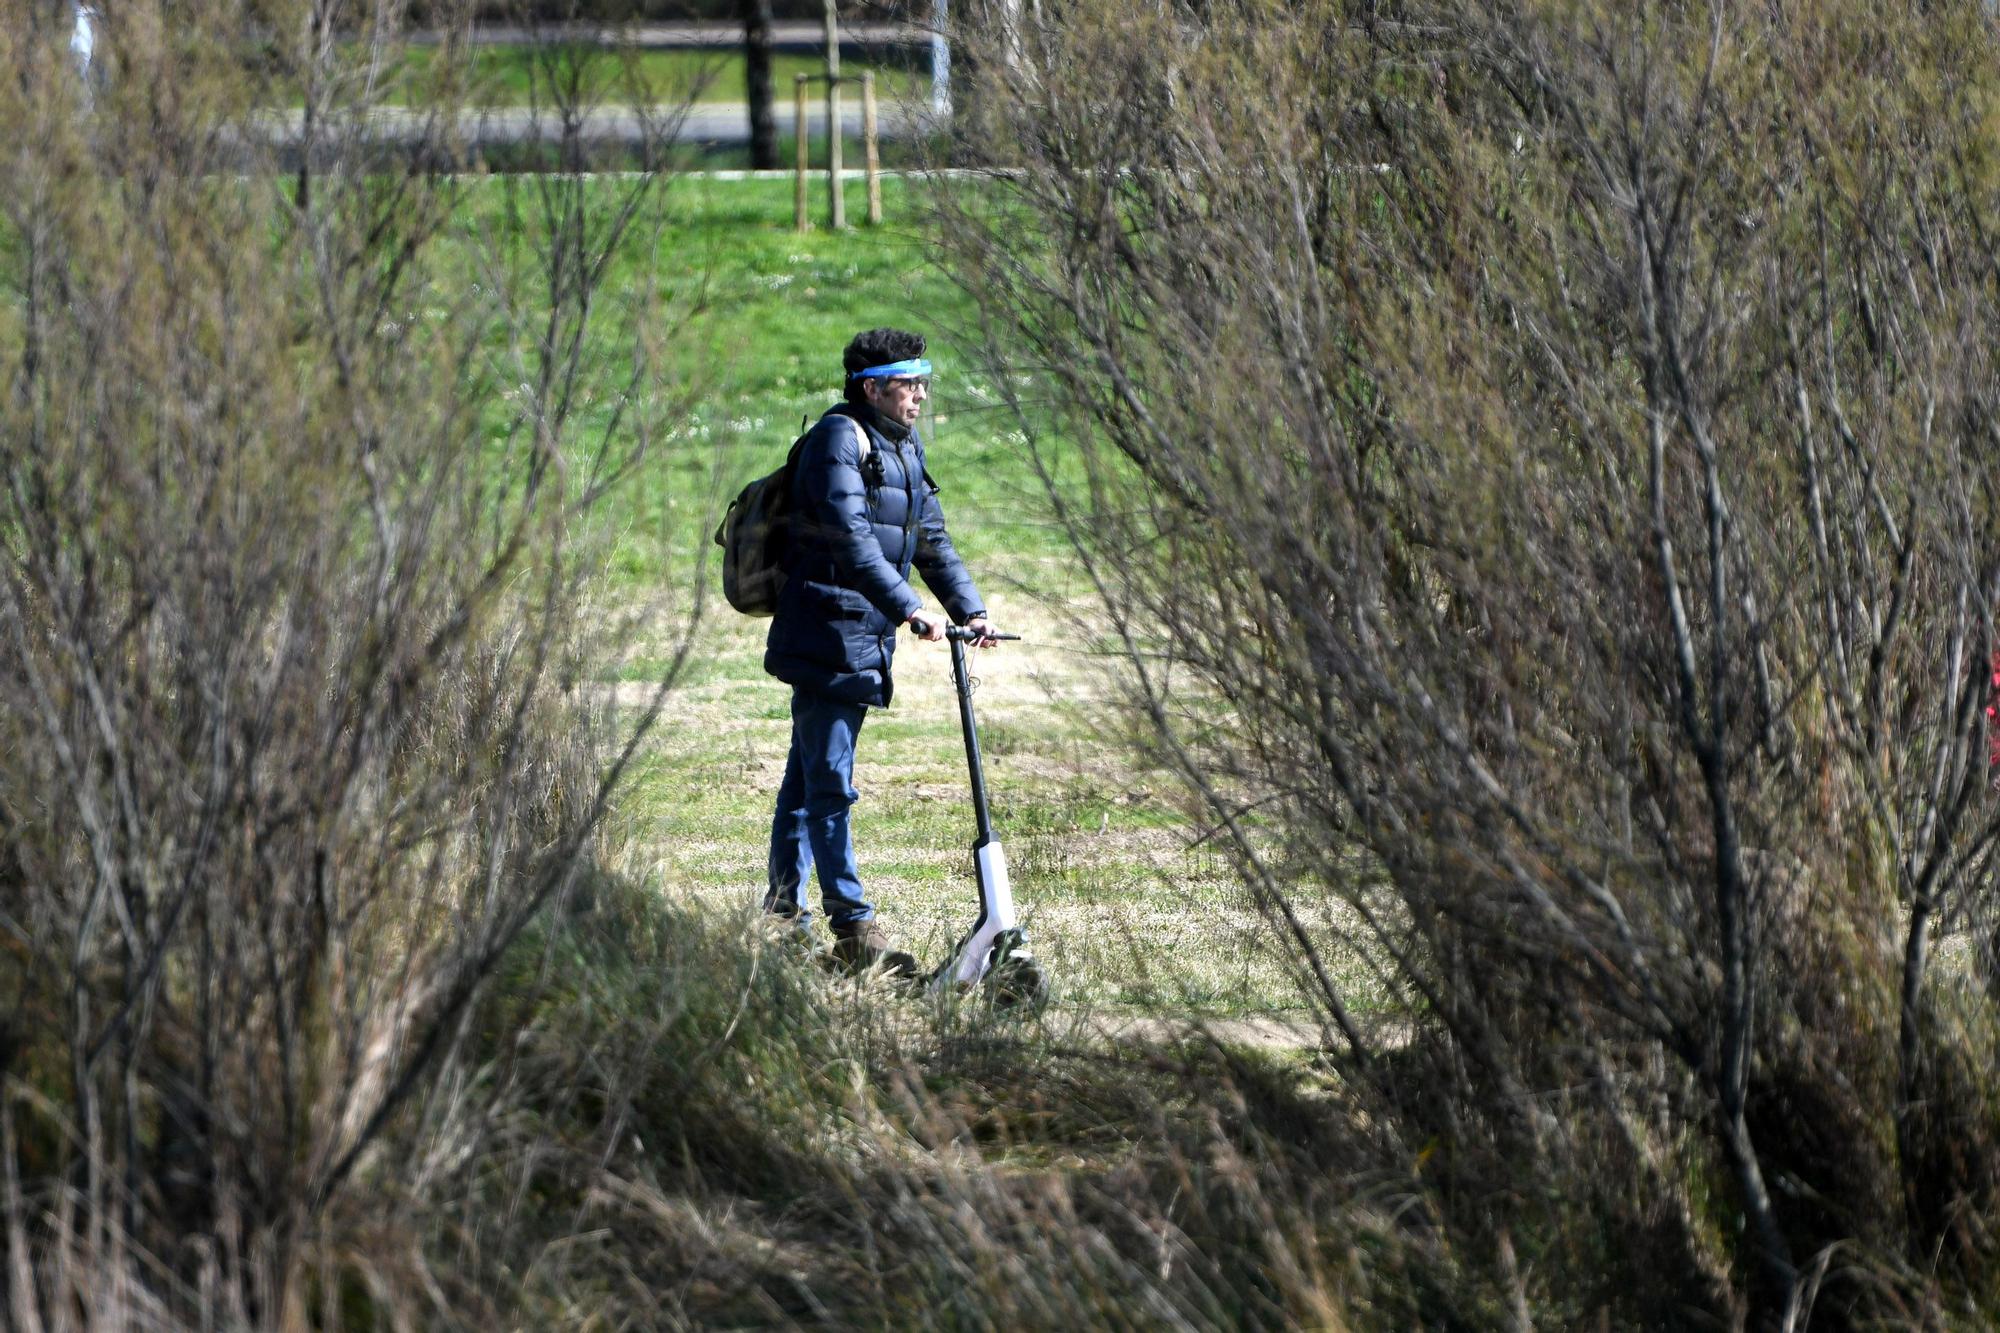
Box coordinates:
[761,327,1000,972]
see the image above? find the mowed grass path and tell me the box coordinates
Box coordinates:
[545,176,1331,1018]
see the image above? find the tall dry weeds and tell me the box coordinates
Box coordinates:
[401,874,1481,1329]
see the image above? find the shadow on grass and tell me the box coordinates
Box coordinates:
[400,869,1485,1328]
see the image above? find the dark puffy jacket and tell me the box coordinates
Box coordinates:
[764,405,984,706]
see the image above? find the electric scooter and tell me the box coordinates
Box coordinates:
[912,620,1048,1008]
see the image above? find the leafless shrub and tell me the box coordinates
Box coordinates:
[933,0,2000,1321]
[0,2,698,1324]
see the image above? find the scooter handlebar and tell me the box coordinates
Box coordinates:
[907,615,1020,643]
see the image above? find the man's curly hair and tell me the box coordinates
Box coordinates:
[842,327,926,404]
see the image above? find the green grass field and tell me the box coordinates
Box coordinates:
[513,175,1349,1021]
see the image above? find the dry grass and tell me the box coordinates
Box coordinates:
[602,579,1364,1021]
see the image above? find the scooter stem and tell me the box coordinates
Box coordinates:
[950,633,995,847]
[918,623,1030,991]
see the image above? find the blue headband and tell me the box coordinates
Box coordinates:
[848,358,932,381]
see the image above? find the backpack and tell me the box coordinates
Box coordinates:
[714,415,871,616]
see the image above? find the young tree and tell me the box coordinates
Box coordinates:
[934,0,2000,1321]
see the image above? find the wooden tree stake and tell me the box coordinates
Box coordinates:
[794,74,811,233]
[862,70,882,225]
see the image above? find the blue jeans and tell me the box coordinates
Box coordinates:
[766,687,874,927]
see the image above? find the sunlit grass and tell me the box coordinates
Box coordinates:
[16,166,1343,1022]
[436,173,1348,1020]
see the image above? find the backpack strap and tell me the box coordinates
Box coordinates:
[840,412,873,466]
[840,414,918,570]
[786,412,869,493]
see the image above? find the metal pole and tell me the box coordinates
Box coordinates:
[794,74,811,232]
[950,636,994,847]
[862,70,882,226]
[823,0,845,230]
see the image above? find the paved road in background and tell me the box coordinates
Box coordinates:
[407,22,926,49]
[254,97,932,151]
[245,23,944,158]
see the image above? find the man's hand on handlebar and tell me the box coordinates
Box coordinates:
[908,612,1014,647]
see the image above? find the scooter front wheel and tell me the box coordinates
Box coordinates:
[988,955,1048,1010]
[984,930,1050,1011]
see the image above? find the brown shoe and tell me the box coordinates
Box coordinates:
[830,919,918,978]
